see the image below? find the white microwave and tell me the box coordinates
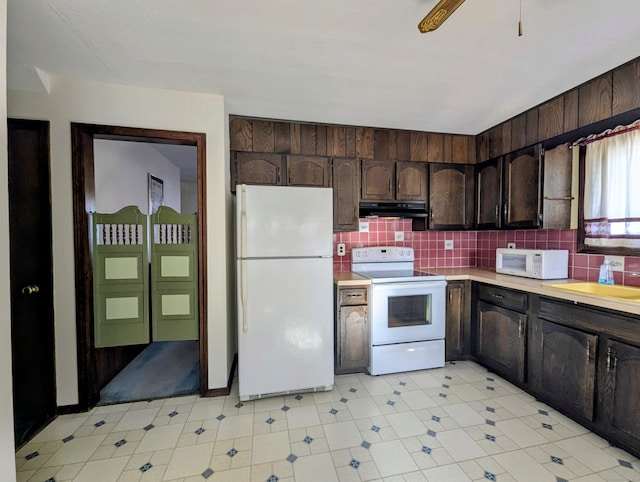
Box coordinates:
[495,248,569,279]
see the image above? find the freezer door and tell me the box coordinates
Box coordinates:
[237,184,333,258]
[237,257,334,399]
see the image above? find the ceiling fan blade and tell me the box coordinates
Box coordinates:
[418,0,466,33]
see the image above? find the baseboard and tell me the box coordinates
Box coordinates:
[56,404,85,415]
[203,353,237,398]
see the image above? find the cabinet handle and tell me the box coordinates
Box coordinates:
[430,208,434,223]
[606,346,612,372]
[448,291,453,303]
[518,318,523,338]
[492,293,504,299]
[495,205,499,222]
[586,341,591,362]
[503,203,508,221]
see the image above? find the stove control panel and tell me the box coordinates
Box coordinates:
[352,246,414,262]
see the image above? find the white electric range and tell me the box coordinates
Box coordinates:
[351,246,447,375]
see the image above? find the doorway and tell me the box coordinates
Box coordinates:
[8,119,56,447]
[71,123,208,410]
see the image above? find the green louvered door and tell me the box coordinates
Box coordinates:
[151,206,199,341]
[92,206,149,348]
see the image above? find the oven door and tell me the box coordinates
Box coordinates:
[370,280,446,345]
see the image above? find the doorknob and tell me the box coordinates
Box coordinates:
[21,285,40,295]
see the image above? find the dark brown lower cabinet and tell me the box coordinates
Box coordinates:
[335,286,369,374]
[476,300,526,383]
[445,280,470,361]
[529,318,597,421]
[599,340,640,450]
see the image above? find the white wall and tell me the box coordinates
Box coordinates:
[0,0,16,477]
[8,76,235,406]
[94,139,181,214]
[181,181,198,215]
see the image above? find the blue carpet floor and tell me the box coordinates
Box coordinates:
[99,341,199,405]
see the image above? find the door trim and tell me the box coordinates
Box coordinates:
[71,123,208,409]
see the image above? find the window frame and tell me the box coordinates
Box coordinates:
[577,144,640,256]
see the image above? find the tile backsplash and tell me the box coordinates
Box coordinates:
[333,219,640,287]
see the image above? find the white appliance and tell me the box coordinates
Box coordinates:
[496,248,569,279]
[351,247,447,375]
[236,184,334,401]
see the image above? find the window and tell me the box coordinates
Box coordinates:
[579,120,640,254]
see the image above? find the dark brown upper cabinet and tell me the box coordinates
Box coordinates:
[579,73,613,127]
[361,160,426,202]
[333,158,360,232]
[475,157,503,229]
[503,144,542,228]
[396,161,427,201]
[429,164,474,230]
[541,144,573,230]
[286,155,331,187]
[232,152,284,192]
[361,160,394,201]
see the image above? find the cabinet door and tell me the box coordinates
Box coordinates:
[286,155,331,187]
[232,152,284,191]
[446,281,469,361]
[333,158,360,232]
[430,164,474,230]
[504,145,541,228]
[361,160,394,201]
[542,144,572,229]
[529,318,597,421]
[338,305,369,373]
[600,340,640,448]
[396,161,426,202]
[475,158,502,229]
[476,301,526,383]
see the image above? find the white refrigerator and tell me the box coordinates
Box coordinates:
[236,184,334,401]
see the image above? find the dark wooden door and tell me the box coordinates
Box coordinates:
[542,144,573,229]
[430,164,474,230]
[600,340,640,448]
[338,305,369,373]
[232,152,284,191]
[8,119,56,447]
[361,160,394,201]
[396,161,426,202]
[332,158,360,232]
[286,155,331,187]
[475,158,502,229]
[529,318,596,421]
[445,281,468,361]
[504,145,541,228]
[476,301,526,383]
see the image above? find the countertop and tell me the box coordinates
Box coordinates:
[335,267,640,317]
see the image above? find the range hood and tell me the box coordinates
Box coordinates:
[359,201,429,219]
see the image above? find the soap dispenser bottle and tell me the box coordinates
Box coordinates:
[598,260,614,285]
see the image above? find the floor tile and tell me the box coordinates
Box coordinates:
[293,453,339,482]
[251,431,290,465]
[42,434,106,466]
[134,423,183,453]
[286,405,321,429]
[164,442,214,479]
[73,455,130,482]
[323,420,363,450]
[369,439,418,477]
[436,429,487,462]
[494,449,557,481]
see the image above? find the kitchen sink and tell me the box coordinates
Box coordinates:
[545,282,640,302]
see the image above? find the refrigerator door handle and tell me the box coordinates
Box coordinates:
[241,185,248,259]
[241,185,248,333]
[241,258,248,333]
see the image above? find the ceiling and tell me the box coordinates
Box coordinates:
[7,0,640,135]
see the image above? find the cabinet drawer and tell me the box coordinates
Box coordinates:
[339,288,368,306]
[478,284,527,312]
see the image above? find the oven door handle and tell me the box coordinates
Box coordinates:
[372,280,447,292]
